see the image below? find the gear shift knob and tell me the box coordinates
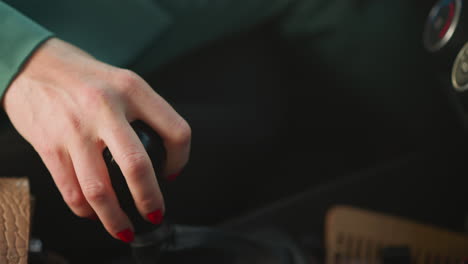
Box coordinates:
[103,120,171,264]
[103,120,166,235]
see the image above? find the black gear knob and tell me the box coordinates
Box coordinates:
[103,120,167,235]
[103,120,173,264]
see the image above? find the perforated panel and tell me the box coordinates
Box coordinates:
[325,206,468,264]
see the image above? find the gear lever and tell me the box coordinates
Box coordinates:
[102,121,308,264]
[103,120,172,264]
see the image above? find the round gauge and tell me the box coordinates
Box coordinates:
[423,0,462,52]
[452,42,468,91]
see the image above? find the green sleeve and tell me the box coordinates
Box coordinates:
[0,2,53,100]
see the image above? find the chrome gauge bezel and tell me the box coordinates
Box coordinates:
[423,0,462,52]
[451,42,468,91]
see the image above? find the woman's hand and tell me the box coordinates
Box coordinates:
[1,38,191,242]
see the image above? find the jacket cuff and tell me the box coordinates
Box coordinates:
[0,2,54,101]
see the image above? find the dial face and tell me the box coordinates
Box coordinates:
[452,42,468,91]
[423,0,462,52]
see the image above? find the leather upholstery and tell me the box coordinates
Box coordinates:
[0,177,30,264]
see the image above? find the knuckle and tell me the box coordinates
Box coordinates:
[81,180,108,203]
[38,145,61,161]
[81,85,114,110]
[63,189,87,209]
[115,69,142,95]
[121,151,152,178]
[65,112,83,132]
[168,118,192,146]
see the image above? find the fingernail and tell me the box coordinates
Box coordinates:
[167,172,181,182]
[147,209,164,225]
[117,228,134,243]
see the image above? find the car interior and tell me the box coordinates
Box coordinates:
[0,0,467,263]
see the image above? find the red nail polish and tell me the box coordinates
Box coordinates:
[147,209,164,225]
[168,172,181,182]
[117,228,134,243]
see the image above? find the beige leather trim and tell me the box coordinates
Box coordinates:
[0,177,30,264]
[326,205,468,264]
